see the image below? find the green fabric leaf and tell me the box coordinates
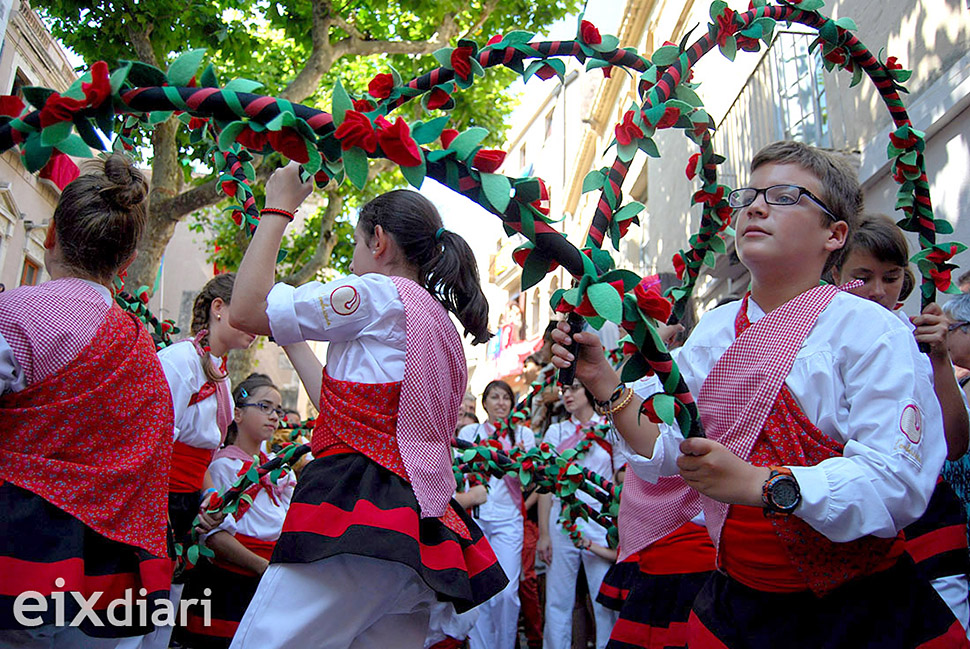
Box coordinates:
[109,62,132,94]
[592,34,620,52]
[21,137,52,173]
[332,80,352,127]
[834,17,857,31]
[651,45,680,67]
[411,116,450,145]
[223,78,264,93]
[74,118,104,150]
[343,146,369,190]
[620,352,648,383]
[448,127,489,161]
[218,121,248,151]
[638,137,660,157]
[614,202,645,222]
[503,31,536,44]
[186,543,200,566]
[432,47,454,68]
[819,21,839,44]
[587,283,623,323]
[720,35,737,61]
[521,252,550,290]
[400,155,427,189]
[167,49,206,86]
[481,172,512,213]
[582,169,605,193]
[40,120,73,147]
[200,64,219,88]
[127,61,168,87]
[710,0,729,21]
[935,219,955,235]
[651,393,677,425]
[617,141,637,162]
[674,85,704,107]
[54,133,94,158]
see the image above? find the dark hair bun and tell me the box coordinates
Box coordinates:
[99,153,149,211]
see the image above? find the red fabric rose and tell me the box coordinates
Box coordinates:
[693,185,725,207]
[221,180,236,197]
[824,48,847,66]
[886,56,902,70]
[686,153,701,180]
[353,98,376,112]
[188,116,208,131]
[580,20,602,45]
[655,106,680,129]
[82,61,111,110]
[441,128,460,148]
[715,9,739,47]
[427,87,452,110]
[472,149,507,173]
[641,397,680,424]
[513,247,530,268]
[334,111,377,153]
[451,46,474,81]
[236,127,269,151]
[268,127,310,163]
[622,340,640,356]
[535,64,558,80]
[530,178,550,216]
[368,73,394,100]
[929,267,952,292]
[375,116,423,167]
[926,244,959,265]
[673,252,687,280]
[615,110,644,146]
[602,66,613,78]
[486,35,503,46]
[634,278,673,323]
[890,130,918,149]
[737,35,761,52]
[0,95,25,118]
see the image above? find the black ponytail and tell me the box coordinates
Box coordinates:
[358,190,490,344]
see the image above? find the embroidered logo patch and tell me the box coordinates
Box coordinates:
[330,285,360,316]
[900,404,922,444]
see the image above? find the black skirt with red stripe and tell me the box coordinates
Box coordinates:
[607,570,713,649]
[688,556,969,648]
[271,453,508,613]
[0,481,173,638]
[597,553,640,611]
[175,558,261,649]
[905,480,970,582]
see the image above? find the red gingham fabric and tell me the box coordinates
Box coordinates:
[390,277,465,519]
[0,278,109,386]
[617,284,849,560]
[0,305,174,556]
[699,285,840,546]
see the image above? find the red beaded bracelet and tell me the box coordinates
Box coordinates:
[261,207,295,221]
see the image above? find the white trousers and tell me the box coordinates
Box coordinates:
[543,509,618,649]
[467,516,523,649]
[229,555,435,649]
[0,626,123,649]
[110,582,183,649]
[931,574,970,640]
[424,601,479,648]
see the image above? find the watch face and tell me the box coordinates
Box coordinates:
[770,478,800,510]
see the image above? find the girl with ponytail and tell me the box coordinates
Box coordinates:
[226,163,505,649]
[124,273,257,649]
[0,154,174,644]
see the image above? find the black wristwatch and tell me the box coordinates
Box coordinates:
[762,466,801,517]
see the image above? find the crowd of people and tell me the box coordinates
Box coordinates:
[2,139,970,649]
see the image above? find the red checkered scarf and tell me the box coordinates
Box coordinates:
[390,277,465,518]
[617,284,843,560]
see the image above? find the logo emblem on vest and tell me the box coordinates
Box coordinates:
[330,285,360,316]
[899,403,922,444]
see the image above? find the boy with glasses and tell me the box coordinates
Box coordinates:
[553,141,967,647]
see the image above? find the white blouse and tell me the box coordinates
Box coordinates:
[157,340,226,449]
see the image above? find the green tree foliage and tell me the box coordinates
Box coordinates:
[35,0,581,284]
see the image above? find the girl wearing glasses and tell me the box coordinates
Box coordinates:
[0,154,173,645]
[832,213,970,637]
[226,164,506,649]
[178,373,295,649]
[120,273,259,649]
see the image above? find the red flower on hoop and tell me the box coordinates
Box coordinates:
[0,95,25,118]
[686,153,701,180]
[926,244,960,265]
[929,267,953,292]
[602,66,614,79]
[693,185,726,207]
[486,35,503,46]
[673,252,687,280]
[530,178,551,216]
[535,64,558,80]
[451,46,475,81]
[472,149,507,173]
[441,128,460,148]
[580,20,602,46]
[615,110,644,146]
[368,73,394,100]
[334,111,377,152]
[188,116,208,131]
[889,129,918,149]
[715,9,739,47]
[236,127,269,151]
[736,35,761,52]
[886,56,903,70]
[427,87,452,110]
[655,106,680,129]
[38,60,111,128]
[268,128,310,164]
[375,116,423,167]
[353,98,376,112]
[634,278,673,323]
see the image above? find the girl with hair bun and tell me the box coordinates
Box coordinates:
[121,272,259,649]
[0,154,175,645]
[177,373,295,649]
[226,163,506,649]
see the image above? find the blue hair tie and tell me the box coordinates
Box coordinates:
[435,227,446,241]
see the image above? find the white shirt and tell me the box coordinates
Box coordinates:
[207,452,295,542]
[266,274,406,383]
[626,291,946,542]
[158,340,225,449]
[457,421,536,521]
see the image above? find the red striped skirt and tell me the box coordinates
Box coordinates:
[272,451,508,613]
[0,481,173,638]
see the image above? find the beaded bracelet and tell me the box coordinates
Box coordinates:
[261,207,295,221]
[595,387,634,416]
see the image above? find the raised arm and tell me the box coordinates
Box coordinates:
[230,163,313,335]
[283,342,324,411]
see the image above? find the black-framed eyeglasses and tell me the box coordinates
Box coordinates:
[239,401,285,418]
[948,321,970,333]
[727,184,838,220]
